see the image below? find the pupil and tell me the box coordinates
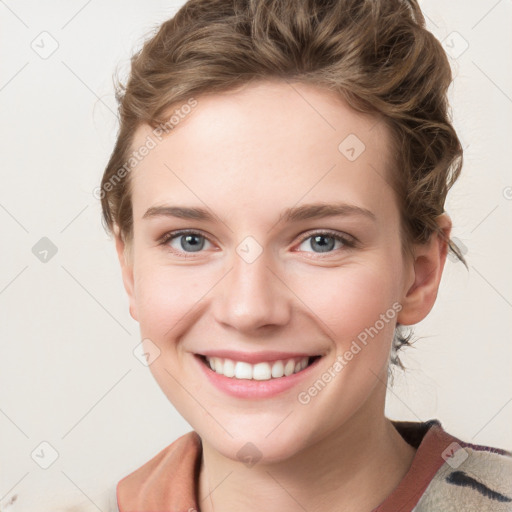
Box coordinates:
[182,234,204,252]
[179,234,336,253]
[312,235,334,253]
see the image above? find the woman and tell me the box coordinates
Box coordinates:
[99,1,512,510]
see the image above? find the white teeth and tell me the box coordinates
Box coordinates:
[284,359,295,376]
[223,358,235,377]
[235,361,252,379]
[271,360,284,378]
[253,362,272,381]
[204,356,312,380]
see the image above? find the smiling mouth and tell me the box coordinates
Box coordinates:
[197,354,322,380]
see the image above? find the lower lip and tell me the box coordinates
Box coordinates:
[194,354,322,399]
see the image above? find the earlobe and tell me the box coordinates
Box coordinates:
[114,228,139,323]
[397,213,452,326]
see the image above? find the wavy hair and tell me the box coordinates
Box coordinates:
[100,0,467,367]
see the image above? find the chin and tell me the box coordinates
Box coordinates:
[198,421,316,466]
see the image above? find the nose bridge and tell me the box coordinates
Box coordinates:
[213,241,291,332]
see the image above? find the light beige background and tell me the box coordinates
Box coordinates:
[1,0,511,510]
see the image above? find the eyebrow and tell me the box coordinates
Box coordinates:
[142,202,376,223]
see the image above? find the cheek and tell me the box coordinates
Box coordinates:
[290,261,401,342]
[132,261,208,339]
[131,264,209,412]
[133,255,402,347]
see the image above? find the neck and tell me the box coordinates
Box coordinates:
[198,394,416,512]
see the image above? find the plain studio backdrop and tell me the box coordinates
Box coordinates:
[0,1,511,510]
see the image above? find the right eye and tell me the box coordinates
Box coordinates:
[159,230,214,256]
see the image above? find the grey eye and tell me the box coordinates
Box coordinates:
[298,234,343,253]
[169,233,211,252]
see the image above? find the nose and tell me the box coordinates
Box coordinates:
[212,247,292,334]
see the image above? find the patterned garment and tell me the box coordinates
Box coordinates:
[113,419,512,511]
[412,436,512,511]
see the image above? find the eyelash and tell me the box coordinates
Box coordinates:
[158,229,357,258]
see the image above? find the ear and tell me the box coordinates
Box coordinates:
[114,227,139,323]
[397,213,452,326]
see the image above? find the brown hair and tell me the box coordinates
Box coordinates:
[100,0,467,365]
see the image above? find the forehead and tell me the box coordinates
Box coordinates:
[128,80,396,224]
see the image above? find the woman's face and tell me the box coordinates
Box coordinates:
[118,80,418,462]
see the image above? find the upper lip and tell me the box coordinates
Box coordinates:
[196,350,322,364]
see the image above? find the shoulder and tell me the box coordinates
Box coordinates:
[116,431,202,512]
[414,435,512,511]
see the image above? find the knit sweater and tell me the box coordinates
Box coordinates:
[113,419,512,511]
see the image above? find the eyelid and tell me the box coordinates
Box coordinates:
[158,228,212,244]
[293,228,357,254]
[296,228,357,245]
[158,229,215,255]
[158,228,358,256]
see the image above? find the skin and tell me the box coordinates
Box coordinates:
[115,80,451,512]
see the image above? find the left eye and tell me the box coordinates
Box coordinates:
[159,230,354,256]
[296,232,353,253]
